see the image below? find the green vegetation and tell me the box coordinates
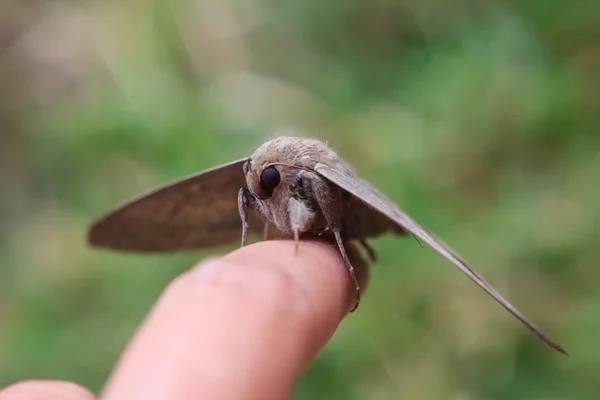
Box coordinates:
[1,0,598,398]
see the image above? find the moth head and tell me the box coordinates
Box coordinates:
[244,147,303,200]
[243,156,285,200]
[244,137,323,200]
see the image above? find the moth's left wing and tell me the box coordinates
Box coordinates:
[315,163,567,355]
[88,158,263,252]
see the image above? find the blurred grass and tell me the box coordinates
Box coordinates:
[1,0,599,398]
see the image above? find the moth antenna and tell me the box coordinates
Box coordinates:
[412,234,424,248]
[268,162,313,173]
[334,230,361,312]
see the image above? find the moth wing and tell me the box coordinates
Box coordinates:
[345,194,407,238]
[88,158,263,252]
[315,163,566,355]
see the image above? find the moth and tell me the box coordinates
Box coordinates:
[88,136,567,355]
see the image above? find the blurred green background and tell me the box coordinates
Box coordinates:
[1,0,598,398]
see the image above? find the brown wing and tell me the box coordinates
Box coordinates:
[344,194,406,238]
[315,163,567,355]
[88,159,263,252]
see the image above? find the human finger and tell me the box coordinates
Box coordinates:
[101,239,368,400]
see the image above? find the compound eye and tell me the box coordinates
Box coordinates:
[242,161,249,175]
[259,166,281,198]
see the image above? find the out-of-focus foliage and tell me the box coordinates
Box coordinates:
[0,0,598,398]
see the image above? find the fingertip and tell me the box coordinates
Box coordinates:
[221,239,369,315]
[184,239,367,320]
[0,380,95,400]
[103,238,370,400]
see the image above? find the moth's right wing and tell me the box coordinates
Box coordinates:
[88,159,263,252]
[315,162,567,355]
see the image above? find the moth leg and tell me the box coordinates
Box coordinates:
[238,188,258,247]
[288,196,315,256]
[334,231,361,312]
[359,239,377,262]
[351,202,377,262]
[301,172,361,311]
[263,222,270,241]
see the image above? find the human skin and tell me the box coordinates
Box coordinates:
[0,239,368,400]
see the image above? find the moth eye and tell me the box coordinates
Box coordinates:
[259,166,281,197]
[242,161,249,175]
